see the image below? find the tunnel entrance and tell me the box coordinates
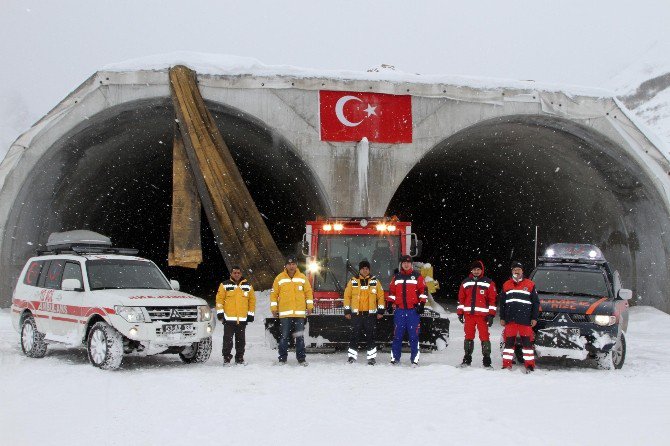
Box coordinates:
[4,98,327,302]
[387,115,670,306]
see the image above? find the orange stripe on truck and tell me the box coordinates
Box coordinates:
[585,297,607,315]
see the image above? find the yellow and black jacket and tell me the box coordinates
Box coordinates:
[343,275,385,314]
[270,268,314,318]
[215,278,256,323]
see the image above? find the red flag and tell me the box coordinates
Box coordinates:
[319,91,412,143]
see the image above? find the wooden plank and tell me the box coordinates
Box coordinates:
[168,126,202,269]
[169,65,285,289]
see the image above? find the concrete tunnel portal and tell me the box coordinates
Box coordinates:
[2,85,670,311]
[2,98,329,300]
[387,115,670,304]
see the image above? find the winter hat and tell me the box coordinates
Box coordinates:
[399,254,412,263]
[510,261,523,270]
[358,260,371,270]
[469,260,484,271]
[285,255,298,265]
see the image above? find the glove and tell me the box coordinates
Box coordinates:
[344,308,352,316]
[458,314,464,324]
[386,303,394,314]
[247,315,255,323]
[416,303,425,315]
[217,312,224,322]
[486,315,494,327]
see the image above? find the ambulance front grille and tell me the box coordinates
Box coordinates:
[146,306,198,322]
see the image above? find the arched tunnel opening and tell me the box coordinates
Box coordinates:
[387,116,670,308]
[3,98,328,303]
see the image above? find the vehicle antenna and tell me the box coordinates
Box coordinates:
[534,225,539,268]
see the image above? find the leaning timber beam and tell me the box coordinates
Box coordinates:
[169,65,285,289]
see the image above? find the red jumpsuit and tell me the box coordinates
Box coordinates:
[457,271,497,341]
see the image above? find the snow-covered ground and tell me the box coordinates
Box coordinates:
[1,294,669,446]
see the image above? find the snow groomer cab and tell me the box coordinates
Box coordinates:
[530,243,632,369]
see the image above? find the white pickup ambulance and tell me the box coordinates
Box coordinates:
[10,231,214,370]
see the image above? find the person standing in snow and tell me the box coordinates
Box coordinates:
[499,261,540,372]
[457,260,497,368]
[343,260,385,365]
[387,255,427,366]
[270,255,314,366]
[215,266,256,366]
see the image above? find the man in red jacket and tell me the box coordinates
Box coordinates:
[499,261,540,372]
[457,260,497,368]
[387,255,427,367]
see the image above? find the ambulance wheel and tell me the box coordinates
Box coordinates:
[87,321,123,370]
[597,332,626,370]
[179,337,212,364]
[20,314,48,358]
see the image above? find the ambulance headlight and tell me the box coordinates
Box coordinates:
[376,223,387,231]
[115,306,145,323]
[198,306,212,322]
[387,225,396,232]
[593,315,616,326]
[333,223,344,231]
[307,261,320,273]
[323,224,333,231]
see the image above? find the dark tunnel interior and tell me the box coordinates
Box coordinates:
[10,98,327,302]
[387,116,670,302]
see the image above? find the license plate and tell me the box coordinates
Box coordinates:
[161,324,195,335]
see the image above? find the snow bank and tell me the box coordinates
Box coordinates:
[103,51,614,98]
[1,305,669,445]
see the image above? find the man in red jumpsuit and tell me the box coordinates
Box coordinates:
[457,260,497,368]
[499,261,540,372]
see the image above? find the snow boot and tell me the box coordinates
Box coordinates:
[411,361,419,368]
[524,365,534,374]
[461,339,474,367]
[368,358,376,366]
[482,341,492,368]
[298,359,309,367]
[223,360,232,367]
[347,357,356,364]
[235,360,247,366]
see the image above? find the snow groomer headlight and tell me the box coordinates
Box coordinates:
[198,306,212,322]
[593,315,616,326]
[115,306,145,323]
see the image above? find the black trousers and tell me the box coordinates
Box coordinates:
[348,313,376,352]
[222,322,246,362]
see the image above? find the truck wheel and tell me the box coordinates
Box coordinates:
[597,332,626,370]
[21,314,48,358]
[179,337,212,364]
[87,321,123,370]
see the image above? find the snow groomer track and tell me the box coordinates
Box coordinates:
[1,55,670,311]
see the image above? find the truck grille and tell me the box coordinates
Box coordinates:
[539,311,557,321]
[569,313,591,323]
[146,306,198,322]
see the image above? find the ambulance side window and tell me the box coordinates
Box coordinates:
[23,261,46,286]
[62,262,83,286]
[43,260,66,290]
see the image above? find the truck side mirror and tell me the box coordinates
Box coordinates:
[170,280,180,291]
[618,288,632,300]
[301,233,310,256]
[62,278,83,291]
[410,234,422,257]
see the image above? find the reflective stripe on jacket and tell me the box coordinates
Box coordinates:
[215,278,256,323]
[457,276,497,316]
[499,278,540,325]
[344,275,385,313]
[270,269,314,318]
[387,269,427,309]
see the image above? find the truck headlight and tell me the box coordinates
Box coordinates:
[198,306,212,322]
[593,315,616,326]
[115,306,145,323]
[307,261,320,273]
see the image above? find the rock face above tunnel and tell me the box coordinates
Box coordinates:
[1,68,670,312]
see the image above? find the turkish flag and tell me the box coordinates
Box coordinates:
[319,91,412,143]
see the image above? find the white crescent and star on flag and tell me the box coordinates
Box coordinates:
[334,95,377,127]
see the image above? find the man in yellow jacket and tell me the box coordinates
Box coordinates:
[270,255,313,365]
[215,266,256,366]
[344,260,385,365]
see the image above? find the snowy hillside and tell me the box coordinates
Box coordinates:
[609,43,670,149]
[1,301,669,446]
